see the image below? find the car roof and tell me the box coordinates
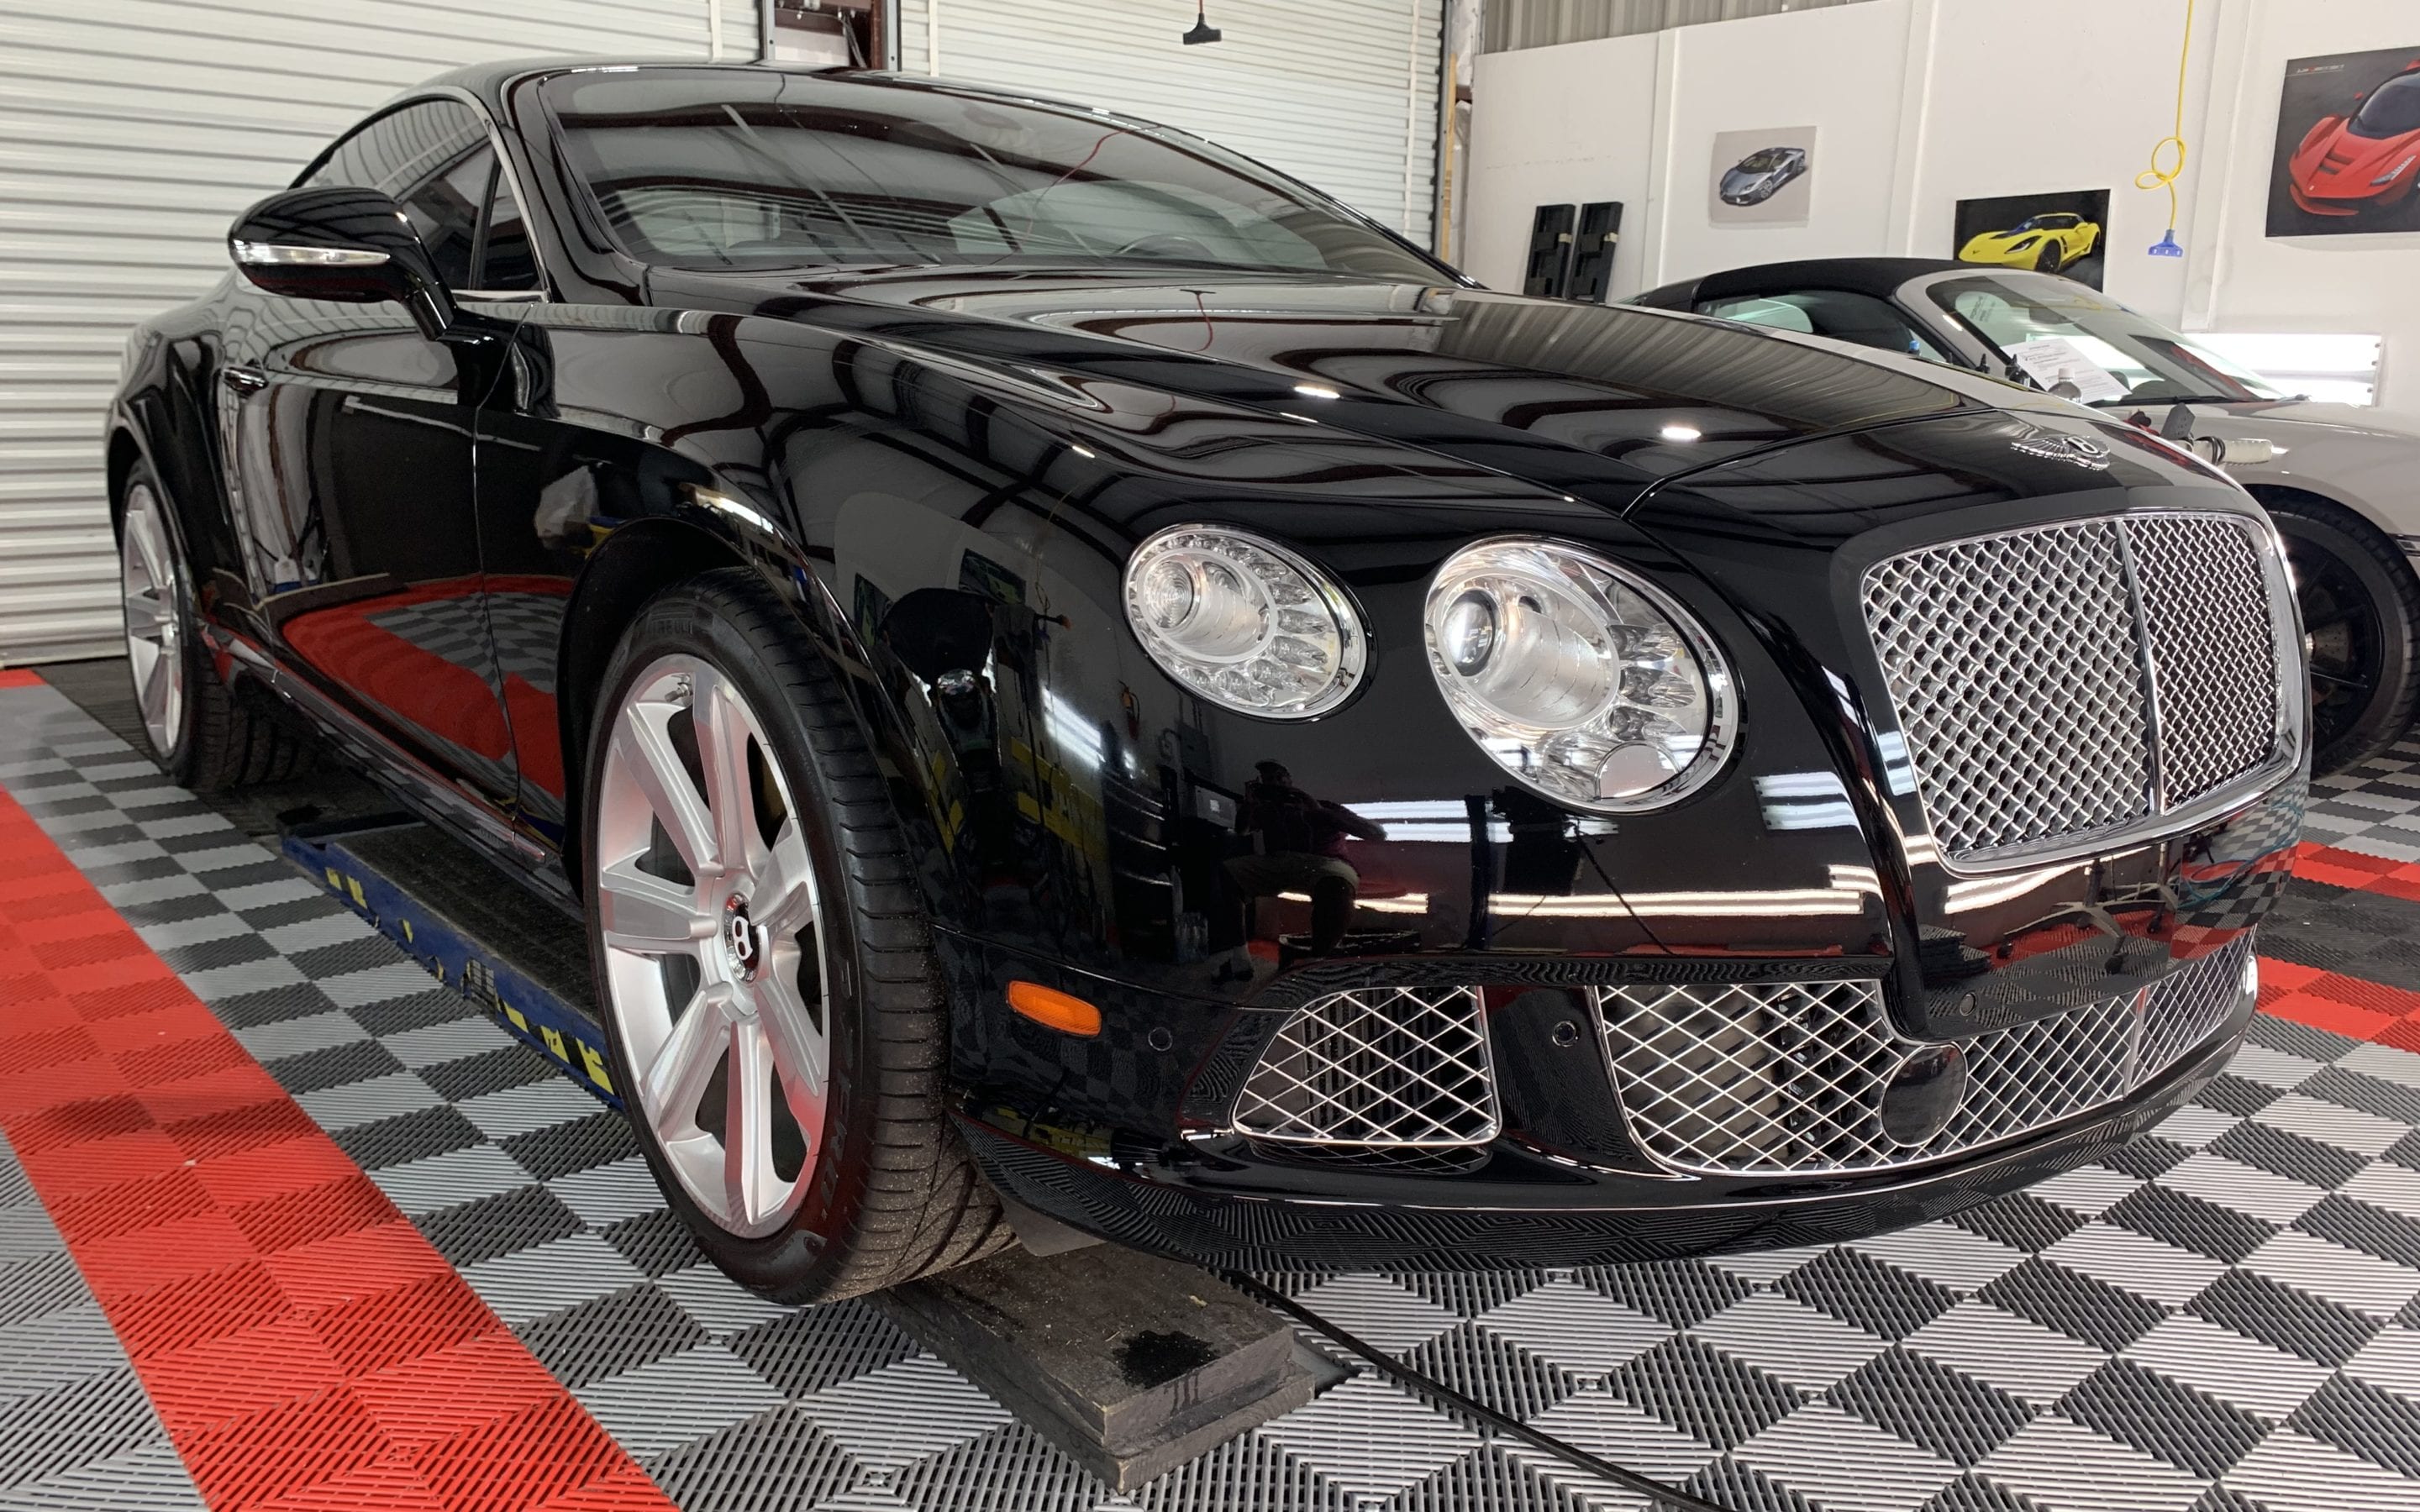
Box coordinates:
[1634,257,1964,310]
[413,56,1102,118]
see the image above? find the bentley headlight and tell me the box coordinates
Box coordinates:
[1123,526,1366,717]
[1425,539,1738,811]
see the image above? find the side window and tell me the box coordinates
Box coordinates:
[478,171,541,292]
[396,145,493,291]
[1704,289,1950,365]
[306,98,488,199]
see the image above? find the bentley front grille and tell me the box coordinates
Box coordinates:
[1229,985,1500,1149]
[1593,936,2254,1177]
[1861,512,2288,867]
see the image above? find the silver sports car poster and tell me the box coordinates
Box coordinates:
[1710,126,1816,226]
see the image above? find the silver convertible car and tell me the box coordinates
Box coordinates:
[1640,258,2420,775]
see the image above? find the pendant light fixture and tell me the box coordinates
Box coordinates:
[1183,3,1222,45]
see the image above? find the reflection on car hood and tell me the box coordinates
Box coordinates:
[648,265,1986,507]
[2211,397,2420,443]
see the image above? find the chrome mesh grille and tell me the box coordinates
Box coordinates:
[2128,515,2284,804]
[1592,936,2253,1177]
[1230,986,1499,1148]
[1861,514,2285,864]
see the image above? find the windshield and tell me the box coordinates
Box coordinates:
[2351,71,2420,139]
[2013,215,2071,232]
[539,68,1442,281]
[1736,149,1796,172]
[1928,273,2286,405]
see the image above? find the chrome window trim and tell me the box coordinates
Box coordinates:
[1862,509,2302,877]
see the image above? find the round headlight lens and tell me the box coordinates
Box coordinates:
[1123,526,1366,717]
[1425,539,1738,811]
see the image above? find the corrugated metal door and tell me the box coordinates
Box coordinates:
[0,0,750,665]
[895,1,1441,242]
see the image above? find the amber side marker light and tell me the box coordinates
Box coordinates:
[1006,980,1102,1037]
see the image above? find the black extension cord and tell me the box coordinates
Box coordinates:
[1220,1271,1734,1512]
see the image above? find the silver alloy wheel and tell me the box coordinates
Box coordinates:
[119,483,186,759]
[595,654,832,1238]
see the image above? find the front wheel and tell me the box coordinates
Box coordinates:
[2034,240,2064,275]
[582,569,1009,1301]
[2267,494,2420,775]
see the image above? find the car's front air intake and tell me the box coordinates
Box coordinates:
[1229,985,1499,1149]
[1861,512,2290,866]
[1592,935,2253,1177]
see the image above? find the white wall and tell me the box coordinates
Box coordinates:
[1468,0,2417,407]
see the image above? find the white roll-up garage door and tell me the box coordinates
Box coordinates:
[895,0,1442,243]
[0,0,753,666]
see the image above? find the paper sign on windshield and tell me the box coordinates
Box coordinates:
[2007,338,2128,403]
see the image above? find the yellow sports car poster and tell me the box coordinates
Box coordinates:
[1953,189,2111,288]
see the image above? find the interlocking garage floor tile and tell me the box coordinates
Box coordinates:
[11,675,2420,1511]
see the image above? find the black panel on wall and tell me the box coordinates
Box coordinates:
[1523,204,1577,297]
[1568,202,1623,303]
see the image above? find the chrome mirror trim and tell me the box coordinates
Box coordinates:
[229,240,391,267]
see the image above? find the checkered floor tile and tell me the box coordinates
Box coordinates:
[6,672,2420,1511]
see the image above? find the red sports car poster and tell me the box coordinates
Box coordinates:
[2270,46,2420,235]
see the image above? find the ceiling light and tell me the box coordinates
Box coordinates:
[1183,3,1222,44]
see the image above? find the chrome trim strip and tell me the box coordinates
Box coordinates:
[231,240,390,267]
[2112,519,2170,814]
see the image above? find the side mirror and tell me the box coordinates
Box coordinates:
[227,186,457,340]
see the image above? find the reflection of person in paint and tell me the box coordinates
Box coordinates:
[1225,760,1386,954]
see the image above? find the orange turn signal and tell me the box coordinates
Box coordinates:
[1006,980,1102,1037]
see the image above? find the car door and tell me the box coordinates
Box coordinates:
[218,97,523,811]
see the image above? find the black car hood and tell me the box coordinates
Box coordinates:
[644,265,1998,512]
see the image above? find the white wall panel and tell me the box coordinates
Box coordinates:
[895,0,1442,242]
[0,0,736,664]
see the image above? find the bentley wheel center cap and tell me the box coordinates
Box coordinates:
[722,895,762,984]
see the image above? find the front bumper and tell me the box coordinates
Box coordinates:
[959,973,2254,1271]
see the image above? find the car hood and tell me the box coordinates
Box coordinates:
[645,265,2044,511]
[2204,396,2420,441]
[2295,119,2420,177]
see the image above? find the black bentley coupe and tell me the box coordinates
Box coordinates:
[110,60,2304,1301]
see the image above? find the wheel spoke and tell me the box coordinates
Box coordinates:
[2312,667,2375,693]
[139,643,175,728]
[752,821,817,939]
[644,983,730,1126]
[124,589,161,639]
[756,969,829,1096]
[613,707,718,877]
[596,858,706,955]
[723,1019,777,1226]
[692,668,760,877]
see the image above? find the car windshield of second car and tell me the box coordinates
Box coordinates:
[539,68,1442,281]
[2352,72,2420,139]
[1929,274,2287,406]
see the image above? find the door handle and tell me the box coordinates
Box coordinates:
[221,365,267,393]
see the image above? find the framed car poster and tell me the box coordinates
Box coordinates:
[2269,46,2420,235]
[1951,190,2111,289]
[1709,127,1815,226]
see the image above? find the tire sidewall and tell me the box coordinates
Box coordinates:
[2272,500,2420,773]
[120,465,208,785]
[581,580,885,1295]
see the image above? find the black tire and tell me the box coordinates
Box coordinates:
[2034,240,2064,275]
[581,568,1011,1302]
[2264,491,2420,775]
[118,462,312,791]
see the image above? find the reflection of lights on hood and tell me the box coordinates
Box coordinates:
[1341,800,1510,843]
[1944,863,2088,913]
[1278,890,1428,914]
[685,484,779,536]
[1043,690,1104,771]
[1756,771,1859,832]
[1293,383,1340,400]
[1070,443,1097,459]
[1659,423,1703,444]
[1497,865,1880,918]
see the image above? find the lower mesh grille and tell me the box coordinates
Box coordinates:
[1229,985,1499,1148]
[1593,936,2253,1176]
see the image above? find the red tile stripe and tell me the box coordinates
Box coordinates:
[2292,840,2420,901]
[0,667,44,689]
[2259,954,2420,1054]
[0,785,673,1512]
